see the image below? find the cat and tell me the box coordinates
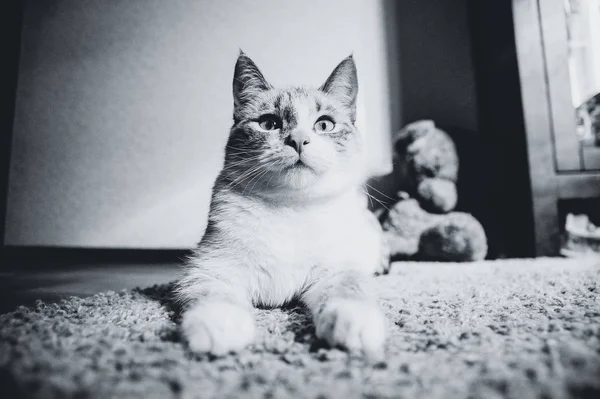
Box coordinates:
[175,51,389,359]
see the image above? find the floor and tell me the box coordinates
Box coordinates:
[0,261,181,314]
[3,257,599,399]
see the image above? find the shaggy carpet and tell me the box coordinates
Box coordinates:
[1,257,599,399]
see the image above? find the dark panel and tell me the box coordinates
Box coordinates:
[467,0,536,257]
[0,1,23,245]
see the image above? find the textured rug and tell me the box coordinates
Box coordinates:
[1,257,600,399]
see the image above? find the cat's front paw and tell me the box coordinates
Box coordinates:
[181,301,256,356]
[315,299,386,358]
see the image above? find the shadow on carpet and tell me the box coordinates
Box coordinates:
[1,257,600,399]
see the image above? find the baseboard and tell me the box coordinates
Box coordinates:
[0,245,191,271]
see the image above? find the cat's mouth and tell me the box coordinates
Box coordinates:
[287,159,313,172]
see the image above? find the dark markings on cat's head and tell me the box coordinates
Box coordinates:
[315,99,322,113]
[282,105,296,128]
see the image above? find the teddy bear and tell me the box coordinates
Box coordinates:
[375,120,488,262]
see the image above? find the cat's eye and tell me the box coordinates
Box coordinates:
[258,115,282,131]
[314,117,335,132]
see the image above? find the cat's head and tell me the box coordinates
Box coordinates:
[221,51,366,202]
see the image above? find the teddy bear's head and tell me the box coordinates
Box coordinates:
[393,120,459,213]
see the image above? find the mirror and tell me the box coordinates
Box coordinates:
[566,0,600,148]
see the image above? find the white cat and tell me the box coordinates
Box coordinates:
[175,52,388,359]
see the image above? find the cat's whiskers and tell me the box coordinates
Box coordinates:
[221,163,262,183]
[225,145,265,154]
[269,167,291,199]
[226,163,265,189]
[255,152,282,165]
[365,190,374,208]
[364,183,395,201]
[264,166,279,190]
[240,164,272,196]
[222,153,273,180]
[245,165,273,196]
[223,156,261,166]
[221,155,264,172]
[361,189,389,211]
[249,156,283,193]
[234,158,272,190]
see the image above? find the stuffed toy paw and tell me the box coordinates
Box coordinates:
[380,196,487,262]
[415,178,457,215]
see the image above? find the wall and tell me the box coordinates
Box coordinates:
[396,0,478,131]
[5,0,400,248]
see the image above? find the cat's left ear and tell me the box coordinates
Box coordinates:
[319,55,358,120]
[233,51,272,108]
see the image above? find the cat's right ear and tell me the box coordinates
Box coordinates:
[233,51,272,108]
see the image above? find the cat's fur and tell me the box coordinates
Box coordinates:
[175,52,388,358]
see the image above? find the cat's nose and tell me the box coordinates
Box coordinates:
[285,131,311,154]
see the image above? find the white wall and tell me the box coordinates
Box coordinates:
[5,0,399,248]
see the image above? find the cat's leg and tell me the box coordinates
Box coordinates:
[301,269,387,359]
[177,262,255,356]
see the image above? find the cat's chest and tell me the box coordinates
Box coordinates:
[230,199,376,269]
[259,207,348,249]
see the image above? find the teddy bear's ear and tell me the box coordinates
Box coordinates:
[393,126,412,154]
[393,126,411,144]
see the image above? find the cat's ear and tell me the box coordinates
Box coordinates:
[233,51,272,108]
[319,55,358,119]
